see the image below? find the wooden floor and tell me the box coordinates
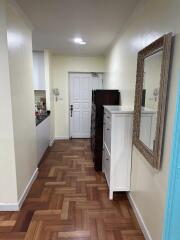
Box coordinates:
[0,139,145,240]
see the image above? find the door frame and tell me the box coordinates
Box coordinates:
[163,77,180,240]
[68,72,104,139]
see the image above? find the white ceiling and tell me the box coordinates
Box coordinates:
[16,0,140,56]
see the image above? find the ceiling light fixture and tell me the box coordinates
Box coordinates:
[74,37,86,45]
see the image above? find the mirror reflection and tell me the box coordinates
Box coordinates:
[139,51,163,151]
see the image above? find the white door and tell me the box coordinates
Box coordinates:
[69,73,103,138]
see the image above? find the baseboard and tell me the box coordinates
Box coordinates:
[55,136,70,140]
[49,138,55,147]
[0,202,19,211]
[0,168,38,211]
[18,168,38,209]
[127,193,152,240]
[38,147,50,167]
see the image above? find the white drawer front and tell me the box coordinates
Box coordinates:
[104,119,111,153]
[104,145,110,186]
[102,146,105,173]
[111,114,132,190]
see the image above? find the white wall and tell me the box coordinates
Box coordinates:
[44,50,55,145]
[0,0,18,204]
[0,0,37,206]
[52,55,105,138]
[7,2,37,200]
[104,0,180,239]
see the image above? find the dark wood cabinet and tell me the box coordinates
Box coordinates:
[91,90,120,171]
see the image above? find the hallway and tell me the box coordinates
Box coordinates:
[0,140,144,240]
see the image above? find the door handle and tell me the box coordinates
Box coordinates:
[70,105,73,117]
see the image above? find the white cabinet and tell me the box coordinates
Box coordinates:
[33,51,45,90]
[102,106,133,200]
[36,117,50,164]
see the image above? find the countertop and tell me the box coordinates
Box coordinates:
[104,105,134,114]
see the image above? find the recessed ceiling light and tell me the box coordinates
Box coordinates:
[74,37,86,45]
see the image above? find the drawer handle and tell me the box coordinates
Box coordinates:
[106,128,110,131]
[107,116,110,119]
[106,158,109,161]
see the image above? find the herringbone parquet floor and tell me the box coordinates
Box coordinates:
[0,139,145,240]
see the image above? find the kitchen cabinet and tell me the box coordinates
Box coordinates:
[36,116,50,164]
[102,106,133,200]
[33,51,45,90]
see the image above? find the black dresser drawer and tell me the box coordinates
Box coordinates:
[91,90,120,171]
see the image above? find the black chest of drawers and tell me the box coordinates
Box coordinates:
[91,90,120,171]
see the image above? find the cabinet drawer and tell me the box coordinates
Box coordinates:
[104,110,111,123]
[103,145,110,186]
[104,119,111,153]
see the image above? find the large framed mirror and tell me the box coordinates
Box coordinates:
[133,33,173,169]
